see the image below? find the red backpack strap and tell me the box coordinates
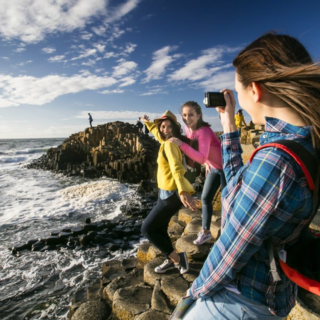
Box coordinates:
[249,140,316,191]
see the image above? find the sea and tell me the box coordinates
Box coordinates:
[0,138,140,320]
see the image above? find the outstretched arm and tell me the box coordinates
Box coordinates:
[141,115,163,143]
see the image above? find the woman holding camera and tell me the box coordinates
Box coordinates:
[170,101,226,245]
[140,111,197,274]
[182,33,320,319]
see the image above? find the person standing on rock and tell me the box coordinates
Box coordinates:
[234,109,246,135]
[140,110,198,275]
[88,113,93,128]
[169,101,226,245]
[180,32,320,320]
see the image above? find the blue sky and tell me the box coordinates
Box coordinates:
[0,0,320,139]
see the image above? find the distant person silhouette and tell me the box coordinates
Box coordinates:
[135,117,143,134]
[88,113,93,128]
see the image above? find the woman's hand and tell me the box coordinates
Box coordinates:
[140,115,150,122]
[169,137,182,147]
[216,89,237,133]
[204,163,211,176]
[180,192,198,211]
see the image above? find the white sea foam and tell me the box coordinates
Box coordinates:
[60,179,128,203]
[0,138,138,319]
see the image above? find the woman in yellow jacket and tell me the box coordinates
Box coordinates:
[141,110,197,274]
[234,109,246,133]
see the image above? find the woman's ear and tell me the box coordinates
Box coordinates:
[251,82,262,103]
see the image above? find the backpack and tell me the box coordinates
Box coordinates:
[249,139,320,295]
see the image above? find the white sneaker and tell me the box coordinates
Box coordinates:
[193,231,213,245]
[154,259,175,273]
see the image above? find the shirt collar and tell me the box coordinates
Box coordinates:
[260,117,311,145]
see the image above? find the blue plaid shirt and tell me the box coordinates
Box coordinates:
[189,117,319,317]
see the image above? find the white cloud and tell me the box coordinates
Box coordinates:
[17,60,33,66]
[0,0,140,43]
[100,89,124,94]
[14,47,26,53]
[42,47,56,54]
[112,60,137,78]
[123,43,137,54]
[140,87,168,96]
[103,43,136,59]
[169,47,231,82]
[81,59,96,66]
[142,45,179,83]
[104,51,118,59]
[105,0,141,23]
[196,70,235,91]
[92,25,107,37]
[71,48,97,60]
[48,55,66,62]
[0,73,117,107]
[81,32,93,40]
[119,76,136,87]
[94,44,106,53]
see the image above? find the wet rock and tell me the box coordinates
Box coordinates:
[71,300,111,320]
[112,285,153,320]
[32,241,46,251]
[87,279,102,300]
[103,268,144,301]
[101,260,127,287]
[45,236,64,245]
[175,234,211,260]
[178,208,202,226]
[134,309,169,320]
[71,226,86,236]
[151,280,172,314]
[161,276,190,306]
[137,243,151,264]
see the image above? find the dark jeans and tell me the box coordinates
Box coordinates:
[201,169,226,230]
[141,192,182,258]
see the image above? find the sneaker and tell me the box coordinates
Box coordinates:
[193,231,213,245]
[154,259,175,273]
[175,252,189,274]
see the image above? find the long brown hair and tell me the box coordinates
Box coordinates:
[233,32,320,149]
[157,118,189,144]
[181,101,211,129]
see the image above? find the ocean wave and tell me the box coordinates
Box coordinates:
[0,156,27,163]
[60,179,130,203]
[14,147,52,155]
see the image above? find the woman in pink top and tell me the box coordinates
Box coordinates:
[170,101,226,245]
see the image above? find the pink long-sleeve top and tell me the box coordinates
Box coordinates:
[180,125,223,170]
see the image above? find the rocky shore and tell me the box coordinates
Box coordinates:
[25,122,320,319]
[68,196,320,320]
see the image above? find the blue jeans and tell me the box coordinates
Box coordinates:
[201,168,226,230]
[183,288,283,320]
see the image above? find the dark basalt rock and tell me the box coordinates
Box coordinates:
[26,121,160,183]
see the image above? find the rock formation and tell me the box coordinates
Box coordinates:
[27,122,160,183]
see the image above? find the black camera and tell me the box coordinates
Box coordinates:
[203,92,226,108]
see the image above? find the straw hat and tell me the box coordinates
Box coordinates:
[154,110,180,127]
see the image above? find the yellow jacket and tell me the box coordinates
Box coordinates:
[234,114,246,129]
[145,121,194,195]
